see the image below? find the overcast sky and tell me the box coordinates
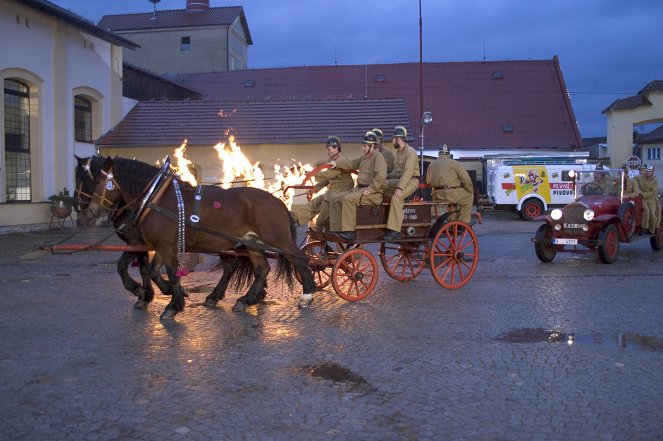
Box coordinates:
[51,0,663,138]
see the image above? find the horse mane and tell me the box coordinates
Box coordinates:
[111,157,162,199]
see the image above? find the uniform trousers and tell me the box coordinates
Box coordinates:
[432,187,474,223]
[385,177,419,231]
[330,189,383,232]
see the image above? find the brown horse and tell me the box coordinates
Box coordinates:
[74,155,175,306]
[87,156,316,319]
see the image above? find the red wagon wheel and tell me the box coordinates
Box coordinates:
[430,220,479,289]
[379,241,427,281]
[298,241,333,289]
[331,248,378,301]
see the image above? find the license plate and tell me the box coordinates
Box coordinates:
[553,238,578,245]
[563,223,584,229]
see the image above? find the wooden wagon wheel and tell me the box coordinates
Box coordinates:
[429,220,479,289]
[331,248,378,301]
[296,240,333,289]
[379,241,428,281]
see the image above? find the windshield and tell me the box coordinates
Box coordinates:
[574,169,626,199]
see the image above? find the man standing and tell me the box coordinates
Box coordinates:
[291,136,354,231]
[425,145,474,223]
[373,128,394,175]
[383,126,420,241]
[636,164,661,234]
[620,165,640,198]
[330,131,387,241]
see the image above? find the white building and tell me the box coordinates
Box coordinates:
[0,0,137,232]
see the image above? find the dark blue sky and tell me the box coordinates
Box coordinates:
[52,0,663,138]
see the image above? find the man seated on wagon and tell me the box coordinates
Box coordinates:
[382,125,421,241]
[290,136,355,231]
[425,144,474,223]
[636,164,661,235]
[329,131,387,242]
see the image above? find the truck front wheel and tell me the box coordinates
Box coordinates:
[520,198,544,221]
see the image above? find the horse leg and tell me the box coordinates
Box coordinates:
[136,252,156,307]
[148,253,173,296]
[116,251,149,301]
[232,251,270,312]
[204,256,240,307]
[288,247,317,309]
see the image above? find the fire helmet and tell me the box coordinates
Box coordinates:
[362,131,378,145]
[325,136,341,150]
[371,128,383,141]
[393,126,408,140]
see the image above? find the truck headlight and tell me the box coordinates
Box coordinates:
[583,209,594,221]
[551,209,562,220]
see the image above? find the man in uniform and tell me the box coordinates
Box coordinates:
[425,144,474,223]
[291,136,354,231]
[592,164,616,195]
[383,126,420,241]
[636,164,661,234]
[619,165,640,199]
[330,131,387,241]
[373,128,394,175]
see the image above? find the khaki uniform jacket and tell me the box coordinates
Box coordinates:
[636,175,660,201]
[425,155,473,194]
[313,153,355,193]
[380,148,395,175]
[622,178,640,198]
[349,151,388,194]
[387,145,420,189]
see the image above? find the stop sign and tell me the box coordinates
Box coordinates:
[626,156,641,170]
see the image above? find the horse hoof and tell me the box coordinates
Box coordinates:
[134,299,149,310]
[232,301,247,312]
[297,297,313,309]
[203,299,218,308]
[160,309,178,320]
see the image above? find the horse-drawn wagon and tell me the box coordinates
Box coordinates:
[71,155,479,319]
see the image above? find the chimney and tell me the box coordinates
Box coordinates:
[186,0,209,13]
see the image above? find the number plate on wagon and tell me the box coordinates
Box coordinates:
[553,238,578,245]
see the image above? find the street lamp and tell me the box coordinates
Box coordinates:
[419,111,433,177]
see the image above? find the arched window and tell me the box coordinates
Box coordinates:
[74,95,92,142]
[4,79,31,202]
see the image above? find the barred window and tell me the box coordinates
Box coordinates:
[4,79,31,202]
[74,96,92,142]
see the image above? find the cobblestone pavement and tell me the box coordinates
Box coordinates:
[1,213,662,441]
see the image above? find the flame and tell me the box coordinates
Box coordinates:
[172,139,198,186]
[213,135,265,189]
[266,162,315,209]
[172,135,316,209]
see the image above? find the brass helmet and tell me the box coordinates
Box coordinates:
[371,128,383,141]
[438,144,450,156]
[362,131,378,145]
[325,136,341,150]
[393,125,408,140]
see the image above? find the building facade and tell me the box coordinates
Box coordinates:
[1,0,136,231]
[98,1,252,75]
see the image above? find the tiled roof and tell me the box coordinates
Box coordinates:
[96,98,410,147]
[603,79,662,113]
[98,6,252,44]
[166,58,583,150]
[638,125,663,144]
[16,0,138,49]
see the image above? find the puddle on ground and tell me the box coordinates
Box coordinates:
[303,362,368,386]
[496,328,663,352]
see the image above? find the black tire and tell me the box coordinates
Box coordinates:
[520,198,544,221]
[534,224,556,262]
[598,223,619,264]
[617,202,636,240]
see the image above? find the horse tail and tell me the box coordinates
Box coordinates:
[288,211,298,243]
[275,255,296,289]
[209,253,256,291]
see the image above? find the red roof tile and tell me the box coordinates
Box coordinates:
[98,6,252,44]
[96,98,410,147]
[166,58,583,150]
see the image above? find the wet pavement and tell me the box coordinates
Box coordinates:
[1,212,662,440]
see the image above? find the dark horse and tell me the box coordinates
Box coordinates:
[75,155,176,306]
[87,156,317,319]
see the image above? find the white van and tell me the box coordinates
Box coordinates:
[484,153,593,220]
